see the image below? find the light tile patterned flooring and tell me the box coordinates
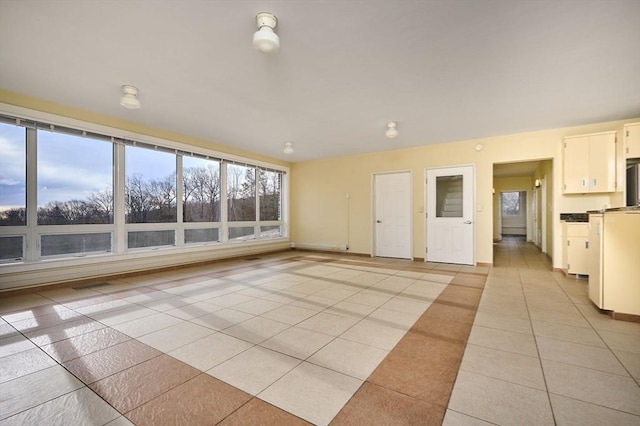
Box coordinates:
[444,237,640,425]
[0,239,638,425]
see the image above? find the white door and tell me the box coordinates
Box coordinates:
[374,172,412,259]
[426,166,474,265]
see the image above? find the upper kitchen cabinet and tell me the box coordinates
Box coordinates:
[622,122,640,159]
[563,131,616,194]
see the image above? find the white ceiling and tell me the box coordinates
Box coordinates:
[1,1,639,162]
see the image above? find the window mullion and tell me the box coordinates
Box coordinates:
[113,141,126,254]
[176,154,184,246]
[25,127,38,261]
[220,162,228,242]
[255,167,261,238]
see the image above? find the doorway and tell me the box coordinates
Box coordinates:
[500,191,527,237]
[425,165,474,265]
[373,171,412,259]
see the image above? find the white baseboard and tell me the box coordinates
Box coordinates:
[1,240,290,291]
[291,242,348,252]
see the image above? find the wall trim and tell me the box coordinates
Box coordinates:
[291,242,348,252]
[1,240,290,292]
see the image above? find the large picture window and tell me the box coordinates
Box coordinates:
[183,156,220,222]
[37,129,113,225]
[125,145,177,223]
[227,164,256,222]
[0,111,287,266]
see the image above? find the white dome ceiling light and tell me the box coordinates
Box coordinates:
[385,121,398,139]
[253,12,279,53]
[283,141,294,155]
[120,85,141,110]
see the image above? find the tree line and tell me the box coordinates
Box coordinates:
[0,166,281,226]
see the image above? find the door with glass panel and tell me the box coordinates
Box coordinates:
[426,166,474,265]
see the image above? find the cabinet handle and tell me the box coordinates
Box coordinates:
[581,179,586,188]
[585,241,589,249]
[592,178,597,187]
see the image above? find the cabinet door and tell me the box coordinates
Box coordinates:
[625,123,640,159]
[563,136,589,193]
[587,216,603,308]
[567,237,588,274]
[588,133,616,192]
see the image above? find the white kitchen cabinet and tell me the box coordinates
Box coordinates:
[563,131,616,193]
[623,122,640,159]
[562,222,589,275]
[588,214,603,308]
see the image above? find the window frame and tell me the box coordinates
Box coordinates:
[0,105,289,267]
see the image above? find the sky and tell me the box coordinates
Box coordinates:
[0,122,177,211]
[0,121,263,213]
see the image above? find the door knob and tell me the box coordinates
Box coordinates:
[376,220,382,223]
[464,220,472,224]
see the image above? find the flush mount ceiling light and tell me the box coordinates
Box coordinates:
[120,85,141,110]
[385,121,398,139]
[283,141,294,155]
[253,12,279,53]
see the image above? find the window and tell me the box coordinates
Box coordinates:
[0,122,27,226]
[0,236,23,261]
[37,129,113,225]
[259,169,281,221]
[227,164,256,222]
[502,191,523,216]
[435,175,463,218]
[182,156,221,244]
[125,145,177,223]
[0,111,287,266]
[41,233,111,256]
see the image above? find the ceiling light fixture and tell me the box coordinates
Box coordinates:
[283,141,294,155]
[253,12,279,53]
[120,85,141,110]
[385,121,398,139]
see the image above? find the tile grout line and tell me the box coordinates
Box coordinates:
[329,269,487,425]
[549,273,640,388]
[518,267,558,426]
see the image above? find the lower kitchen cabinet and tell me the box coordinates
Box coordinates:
[563,222,589,275]
[588,214,603,307]
[588,211,640,316]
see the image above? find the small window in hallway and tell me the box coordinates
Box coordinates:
[501,191,523,216]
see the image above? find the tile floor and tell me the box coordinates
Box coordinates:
[0,238,638,425]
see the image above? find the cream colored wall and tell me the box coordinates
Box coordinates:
[532,160,554,258]
[492,176,532,241]
[3,89,636,268]
[291,119,638,267]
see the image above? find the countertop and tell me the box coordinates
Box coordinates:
[587,206,640,214]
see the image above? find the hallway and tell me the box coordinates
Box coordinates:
[446,237,640,424]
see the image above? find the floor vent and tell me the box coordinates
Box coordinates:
[72,282,111,290]
[244,257,262,261]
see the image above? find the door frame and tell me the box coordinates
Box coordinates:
[541,175,547,254]
[371,170,413,260]
[424,164,476,265]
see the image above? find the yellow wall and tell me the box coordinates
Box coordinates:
[291,119,638,267]
[3,89,637,268]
